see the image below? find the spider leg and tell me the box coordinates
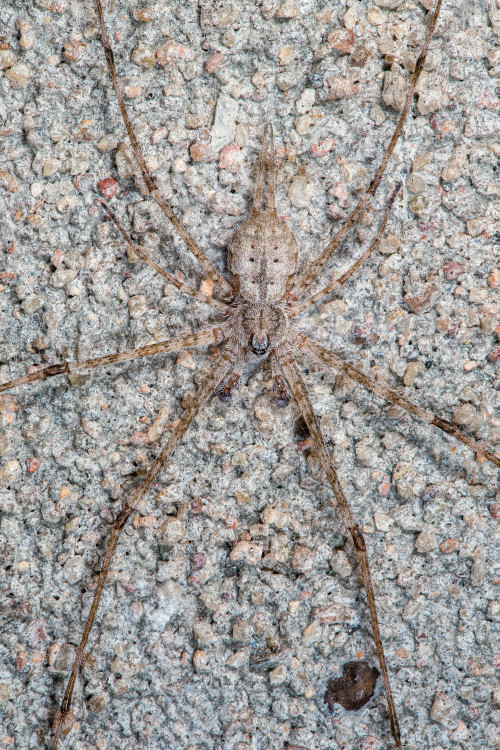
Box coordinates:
[94,0,235,302]
[96,200,229,313]
[289,0,443,302]
[49,348,235,750]
[216,355,244,402]
[0,327,227,394]
[292,183,401,316]
[297,334,500,468]
[270,349,291,407]
[278,350,401,749]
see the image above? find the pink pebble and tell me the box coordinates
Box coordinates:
[309,138,335,158]
[97,177,118,199]
[219,143,244,173]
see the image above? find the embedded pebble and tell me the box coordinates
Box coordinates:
[261,502,290,528]
[230,541,263,565]
[97,177,118,198]
[379,234,401,254]
[452,403,479,429]
[288,175,318,208]
[355,439,379,467]
[329,551,352,581]
[415,531,437,553]
[296,88,315,114]
[190,141,214,163]
[193,649,208,671]
[403,361,425,386]
[290,545,315,574]
[219,143,244,172]
[326,76,359,99]
[487,268,500,288]
[0,49,16,69]
[0,460,21,483]
[131,41,156,68]
[309,138,335,158]
[404,284,441,313]
[193,622,215,646]
[158,518,186,545]
[21,295,44,313]
[440,538,458,554]
[63,555,86,584]
[88,693,107,714]
[269,665,287,685]
[406,173,426,193]
[232,620,253,643]
[128,294,147,319]
[5,63,31,86]
[430,692,455,725]
[156,40,194,65]
[442,261,465,280]
[0,683,11,704]
[63,39,86,61]
[302,622,321,645]
[211,95,239,151]
[327,29,355,54]
[43,158,61,177]
[276,2,300,19]
[373,511,392,532]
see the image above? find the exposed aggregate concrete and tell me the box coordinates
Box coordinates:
[0,1,499,749]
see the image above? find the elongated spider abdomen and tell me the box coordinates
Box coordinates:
[228,206,298,303]
[228,124,298,304]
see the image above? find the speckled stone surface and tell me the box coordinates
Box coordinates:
[0,2,499,749]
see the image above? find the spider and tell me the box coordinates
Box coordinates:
[0,1,498,749]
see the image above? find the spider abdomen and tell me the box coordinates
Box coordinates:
[228,209,298,303]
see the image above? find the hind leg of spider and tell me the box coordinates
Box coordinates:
[278,351,401,749]
[49,349,235,749]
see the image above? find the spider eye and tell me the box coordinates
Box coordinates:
[249,257,255,262]
[273,258,279,263]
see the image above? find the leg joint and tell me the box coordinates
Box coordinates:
[351,525,366,552]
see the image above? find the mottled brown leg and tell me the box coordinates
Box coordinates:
[94,0,235,301]
[0,328,226,394]
[298,335,500,468]
[289,0,443,302]
[49,349,235,750]
[278,351,401,749]
[97,200,229,313]
[292,183,401,316]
